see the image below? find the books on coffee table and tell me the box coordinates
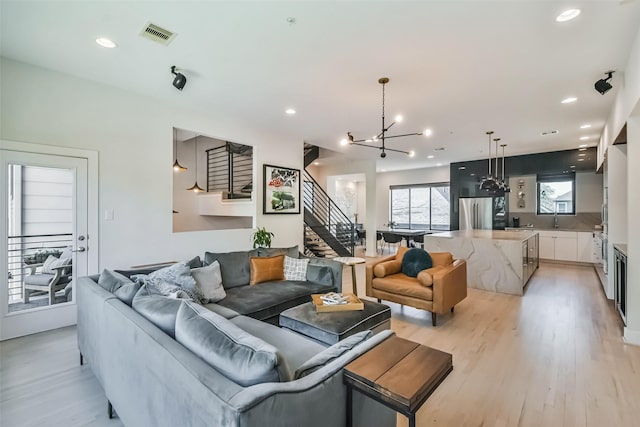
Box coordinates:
[311,293,364,312]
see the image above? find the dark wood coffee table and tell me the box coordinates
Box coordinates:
[343,336,453,427]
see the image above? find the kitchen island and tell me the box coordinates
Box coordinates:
[423,230,539,296]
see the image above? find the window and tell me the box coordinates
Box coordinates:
[537,173,575,215]
[390,183,450,230]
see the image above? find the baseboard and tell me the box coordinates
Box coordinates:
[539,259,595,267]
[623,327,640,346]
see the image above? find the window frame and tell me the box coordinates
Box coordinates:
[536,173,576,216]
[389,182,450,230]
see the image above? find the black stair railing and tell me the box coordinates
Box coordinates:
[303,169,354,257]
[207,142,253,199]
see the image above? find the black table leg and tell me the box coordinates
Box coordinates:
[409,413,416,427]
[346,385,353,427]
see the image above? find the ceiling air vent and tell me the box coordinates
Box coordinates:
[139,22,176,46]
[540,130,559,136]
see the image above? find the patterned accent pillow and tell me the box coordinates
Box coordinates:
[41,255,72,274]
[283,256,310,281]
[132,262,204,303]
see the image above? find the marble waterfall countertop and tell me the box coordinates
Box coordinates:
[430,229,538,241]
[423,230,539,296]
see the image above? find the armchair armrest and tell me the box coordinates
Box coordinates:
[432,259,467,312]
[25,262,44,275]
[365,254,397,296]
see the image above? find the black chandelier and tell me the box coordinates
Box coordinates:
[343,77,431,158]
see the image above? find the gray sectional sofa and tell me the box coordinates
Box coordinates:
[77,247,396,427]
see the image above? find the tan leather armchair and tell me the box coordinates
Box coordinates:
[366,247,467,326]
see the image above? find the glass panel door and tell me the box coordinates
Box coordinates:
[1,150,88,340]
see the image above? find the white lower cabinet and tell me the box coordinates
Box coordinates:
[536,231,577,262]
[577,232,597,263]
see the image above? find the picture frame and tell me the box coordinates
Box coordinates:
[263,164,301,214]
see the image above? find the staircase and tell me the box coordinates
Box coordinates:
[302,144,354,257]
[207,142,253,199]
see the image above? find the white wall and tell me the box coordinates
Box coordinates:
[0,58,303,269]
[375,166,450,227]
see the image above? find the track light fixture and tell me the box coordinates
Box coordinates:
[594,71,614,95]
[171,65,187,91]
[342,77,430,158]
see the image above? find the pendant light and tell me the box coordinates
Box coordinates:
[500,144,511,192]
[186,134,205,192]
[479,131,498,191]
[172,128,187,172]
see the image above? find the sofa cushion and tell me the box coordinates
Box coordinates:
[284,256,309,281]
[98,269,133,293]
[230,315,325,380]
[373,259,402,278]
[204,250,258,288]
[202,303,240,319]
[216,280,335,321]
[113,281,142,306]
[175,301,287,386]
[42,254,71,274]
[372,273,434,301]
[132,285,183,338]
[294,331,372,379]
[257,246,299,259]
[395,246,410,261]
[185,255,203,269]
[431,252,454,267]
[134,262,203,302]
[306,265,334,287]
[191,261,226,303]
[401,248,433,278]
[250,255,285,285]
[416,266,447,287]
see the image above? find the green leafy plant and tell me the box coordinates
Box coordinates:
[252,227,274,248]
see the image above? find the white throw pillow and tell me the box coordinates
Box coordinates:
[191,261,226,303]
[283,256,309,281]
[41,255,71,274]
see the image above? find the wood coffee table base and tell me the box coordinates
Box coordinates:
[343,336,453,427]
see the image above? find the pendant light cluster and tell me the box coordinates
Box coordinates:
[186,134,205,193]
[479,131,510,193]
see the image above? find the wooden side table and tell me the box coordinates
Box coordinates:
[333,256,366,296]
[343,336,453,427]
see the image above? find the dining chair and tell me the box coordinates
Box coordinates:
[382,232,403,253]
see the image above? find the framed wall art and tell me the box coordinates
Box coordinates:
[263,164,300,214]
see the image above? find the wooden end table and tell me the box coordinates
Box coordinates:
[343,336,453,427]
[333,256,366,296]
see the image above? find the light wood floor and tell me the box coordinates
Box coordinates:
[2,259,639,427]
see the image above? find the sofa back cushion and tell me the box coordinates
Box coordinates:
[175,301,286,386]
[249,255,285,285]
[204,250,258,288]
[98,269,133,293]
[430,252,454,267]
[256,245,299,259]
[191,261,226,303]
[132,285,183,338]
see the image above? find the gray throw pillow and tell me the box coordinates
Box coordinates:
[134,262,204,303]
[203,250,258,288]
[175,301,287,386]
[98,269,134,293]
[294,331,372,379]
[131,285,183,338]
[185,256,203,269]
[113,281,142,306]
[191,261,226,303]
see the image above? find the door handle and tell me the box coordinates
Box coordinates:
[72,247,86,253]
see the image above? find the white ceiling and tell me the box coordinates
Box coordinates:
[2,1,639,172]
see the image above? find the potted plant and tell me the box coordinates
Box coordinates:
[252,227,274,248]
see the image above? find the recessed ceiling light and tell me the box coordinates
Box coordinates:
[561,97,577,104]
[381,169,386,172]
[436,163,443,167]
[395,114,403,123]
[556,9,581,22]
[313,162,320,165]
[578,144,588,148]
[580,124,591,129]
[96,37,117,48]
[340,139,348,146]
[578,148,587,151]
[579,136,590,140]
[285,108,296,115]
[409,150,415,157]
[427,155,435,159]
[423,128,433,137]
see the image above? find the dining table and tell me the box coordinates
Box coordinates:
[377,228,436,246]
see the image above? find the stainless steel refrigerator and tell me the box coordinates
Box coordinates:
[459,197,493,230]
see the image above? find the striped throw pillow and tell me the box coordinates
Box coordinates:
[41,255,72,274]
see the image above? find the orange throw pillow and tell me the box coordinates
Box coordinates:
[249,255,285,285]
